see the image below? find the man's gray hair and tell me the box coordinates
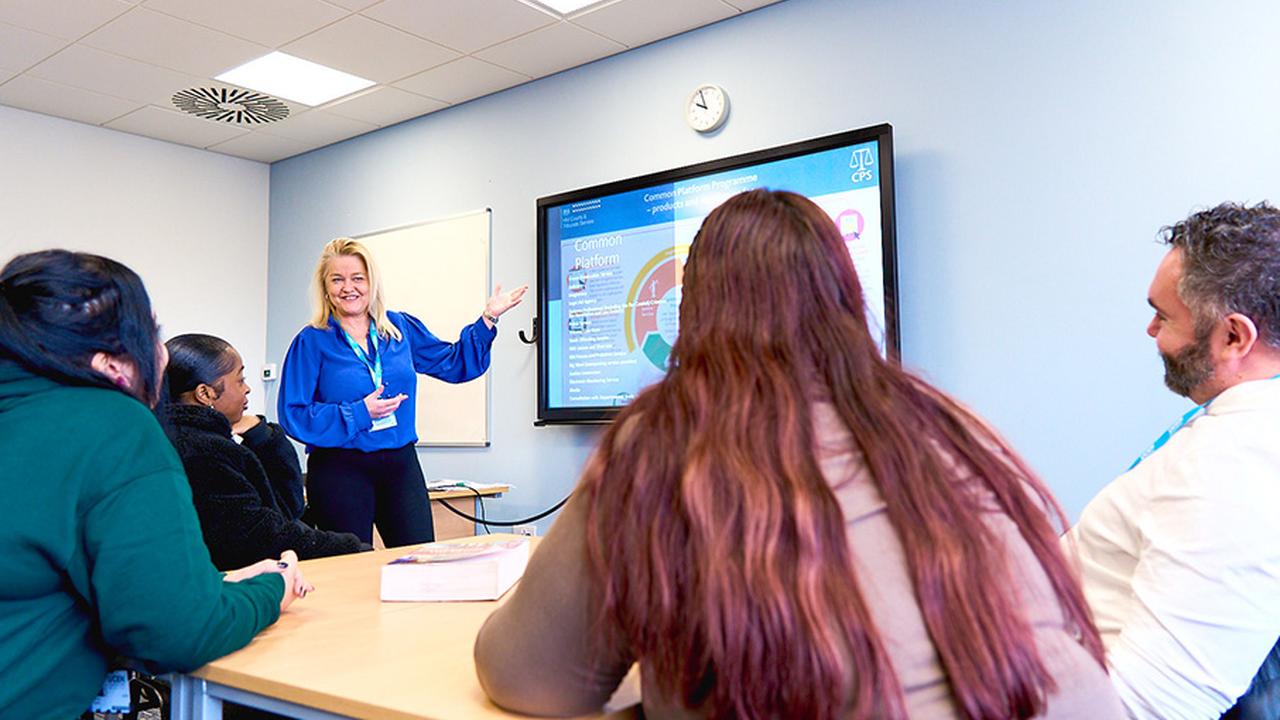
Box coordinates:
[1162,202,1280,348]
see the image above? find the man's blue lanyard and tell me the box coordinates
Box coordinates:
[1127,403,1208,471]
[1128,373,1280,470]
[341,325,382,390]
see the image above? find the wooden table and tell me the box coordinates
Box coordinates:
[169,536,638,720]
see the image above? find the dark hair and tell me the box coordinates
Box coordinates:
[1163,201,1280,347]
[581,190,1102,719]
[0,250,162,405]
[164,334,237,400]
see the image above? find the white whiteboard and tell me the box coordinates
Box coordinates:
[357,210,490,446]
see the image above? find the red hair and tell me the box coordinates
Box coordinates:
[580,189,1103,719]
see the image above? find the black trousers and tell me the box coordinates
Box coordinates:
[305,443,435,547]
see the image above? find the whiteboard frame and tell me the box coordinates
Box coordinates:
[354,209,492,448]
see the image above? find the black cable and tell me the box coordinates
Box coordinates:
[433,489,571,528]
[468,486,490,535]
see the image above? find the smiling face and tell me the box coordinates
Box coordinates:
[1147,248,1217,401]
[326,254,371,320]
[209,349,250,425]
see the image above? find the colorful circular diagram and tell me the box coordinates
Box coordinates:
[624,245,689,370]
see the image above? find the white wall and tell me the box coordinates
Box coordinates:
[0,105,271,410]
[268,0,1280,527]
[6,0,1275,532]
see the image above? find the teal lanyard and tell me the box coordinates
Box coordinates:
[341,325,382,390]
[1128,373,1280,470]
[1127,403,1208,471]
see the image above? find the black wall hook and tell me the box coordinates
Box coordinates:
[518,316,538,345]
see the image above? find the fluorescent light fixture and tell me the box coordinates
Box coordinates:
[526,0,608,15]
[216,52,374,107]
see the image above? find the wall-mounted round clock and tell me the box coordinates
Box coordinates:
[686,83,729,133]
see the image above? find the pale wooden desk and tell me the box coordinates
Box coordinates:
[169,536,638,720]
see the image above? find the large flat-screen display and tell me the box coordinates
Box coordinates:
[536,124,897,424]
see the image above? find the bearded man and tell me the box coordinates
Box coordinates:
[1070,202,1280,720]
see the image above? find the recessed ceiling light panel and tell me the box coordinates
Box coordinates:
[216,52,375,107]
[525,0,610,16]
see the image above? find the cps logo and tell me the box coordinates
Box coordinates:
[849,147,875,183]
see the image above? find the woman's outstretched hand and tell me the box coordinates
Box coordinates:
[484,284,528,326]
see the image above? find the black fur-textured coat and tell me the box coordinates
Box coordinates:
[165,404,363,571]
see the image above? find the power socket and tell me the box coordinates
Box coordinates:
[514,524,538,537]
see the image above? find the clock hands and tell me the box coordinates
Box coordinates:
[686,85,726,132]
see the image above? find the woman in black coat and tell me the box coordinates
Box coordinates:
[164,333,365,571]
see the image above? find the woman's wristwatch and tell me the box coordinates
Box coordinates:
[483,311,499,325]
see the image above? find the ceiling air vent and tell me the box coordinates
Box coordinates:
[172,87,290,125]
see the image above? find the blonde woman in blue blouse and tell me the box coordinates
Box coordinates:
[278,238,525,546]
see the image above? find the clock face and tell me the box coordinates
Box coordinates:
[686,84,728,133]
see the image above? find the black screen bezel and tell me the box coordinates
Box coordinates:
[535,123,898,425]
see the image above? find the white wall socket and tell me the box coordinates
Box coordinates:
[514,524,537,537]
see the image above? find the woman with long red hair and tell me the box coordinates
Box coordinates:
[475,189,1122,719]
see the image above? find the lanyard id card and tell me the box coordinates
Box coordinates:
[342,326,398,432]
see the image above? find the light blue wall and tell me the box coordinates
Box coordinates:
[268,0,1280,527]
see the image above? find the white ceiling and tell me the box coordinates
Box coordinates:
[0,0,779,163]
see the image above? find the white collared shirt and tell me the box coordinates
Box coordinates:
[1069,377,1280,719]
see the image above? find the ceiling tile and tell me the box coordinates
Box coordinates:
[0,74,139,124]
[0,0,132,40]
[573,0,735,48]
[0,21,67,72]
[105,104,250,148]
[720,0,779,11]
[323,0,379,10]
[206,130,314,163]
[394,56,528,105]
[144,0,349,48]
[363,0,555,54]
[256,108,378,146]
[27,44,206,105]
[2,0,754,152]
[321,86,448,126]
[82,7,269,77]
[475,21,624,78]
[281,14,458,84]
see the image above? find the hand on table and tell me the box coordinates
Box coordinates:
[224,550,314,612]
[364,384,407,420]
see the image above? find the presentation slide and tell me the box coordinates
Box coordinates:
[542,140,886,411]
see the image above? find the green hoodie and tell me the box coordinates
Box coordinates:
[0,360,283,719]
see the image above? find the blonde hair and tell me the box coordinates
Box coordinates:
[309,238,402,341]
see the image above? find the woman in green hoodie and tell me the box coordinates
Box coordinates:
[0,250,308,719]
